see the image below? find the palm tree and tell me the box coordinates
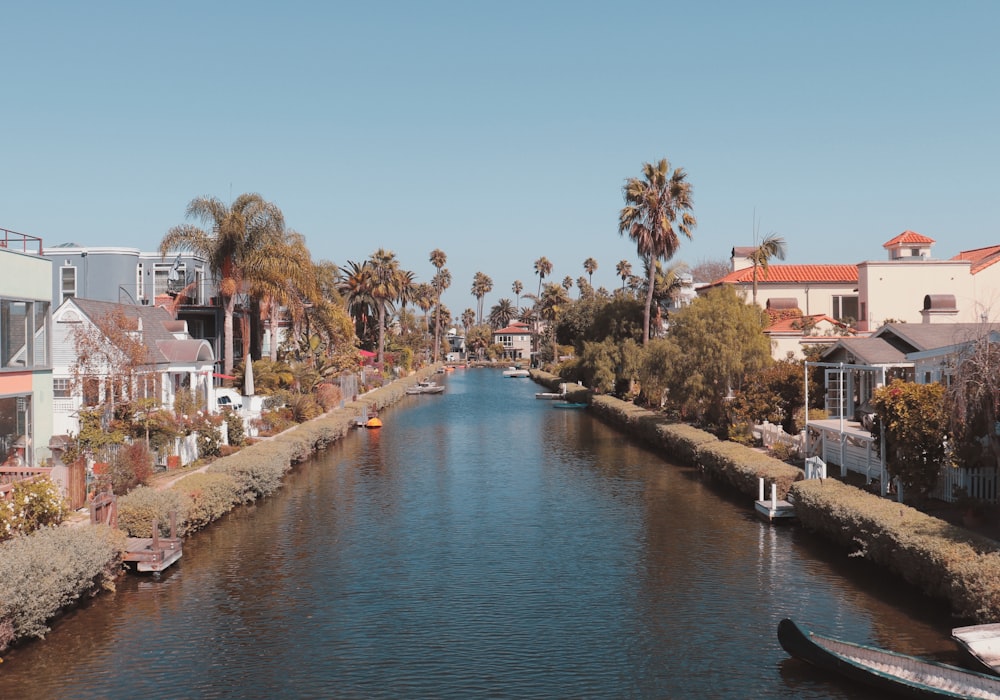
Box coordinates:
[618,158,697,344]
[512,280,523,311]
[246,230,317,362]
[616,259,632,291]
[160,192,285,375]
[488,298,517,329]
[561,275,573,292]
[471,271,493,325]
[413,282,435,333]
[461,308,476,335]
[583,257,598,285]
[537,282,571,363]
[429,249,448,362]
[338,259,376,346]
[432,267,451,362]
[533,257,552,296]
[368,248,403,367]
[749,232,787,305]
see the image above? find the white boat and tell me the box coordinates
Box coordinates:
[405,379,445,395]
[502,366,530,378]
[953,622,1000,674]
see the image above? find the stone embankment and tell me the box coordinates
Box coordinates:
[530,369,1000,623]
[0,367,441,652]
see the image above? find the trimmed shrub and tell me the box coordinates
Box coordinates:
[206,443,292,502]
[117,486,190,537]
[171,472,240,532]
[0,525,125,650]
[0,477,69,541]
[224,409,245,447]
[316,383,343,412]
[697,440,801,499]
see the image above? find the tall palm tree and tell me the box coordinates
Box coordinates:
[749,232,787,305]
[512,280,523,311]
[616,259,632,291]
[368,248,402,367]
[537,282,571,363]
[431,267,451,362]
[461,308,476,335]
[561,275,573,292]
[583,257,598,285]
[618,158,697,344]
[533,256,552,296]
[488,298,517,329]
[160,192,286,375]
[338,259,376,346]
[429,249,448,362]
[471,271,493,325]
[413,282,435,333]
[246,229,317,362]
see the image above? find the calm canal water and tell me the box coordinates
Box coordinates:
[0,368,963,698]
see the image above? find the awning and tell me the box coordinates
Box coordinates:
[213,372,236,380]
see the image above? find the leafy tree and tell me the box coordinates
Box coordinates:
[465,325,493,360]
[160,193,286,375]
[871,380,951,502]
[945,330,1000,470]
[690,258,730,283]
[577,338,642,395]
[651,285,771,424]
[618,158,696,344]
[70,308,152,414]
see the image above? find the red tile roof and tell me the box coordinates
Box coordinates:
[883,230,935,247]
[952,245,1000,274]
[765,314,849,333]
[708,264,858,286]
[494,322,532,335]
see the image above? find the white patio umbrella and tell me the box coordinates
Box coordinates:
[244,354,255,397]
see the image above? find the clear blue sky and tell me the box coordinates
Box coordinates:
[2,2,998,314]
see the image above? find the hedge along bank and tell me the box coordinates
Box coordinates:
[584,391,1000,623]
[0,367,440,652]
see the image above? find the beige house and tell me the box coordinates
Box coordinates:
[492,321,532,361]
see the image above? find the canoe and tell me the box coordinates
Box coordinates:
[953,623,1000,674]
[553,402,587,409]
[777,618,1000,699]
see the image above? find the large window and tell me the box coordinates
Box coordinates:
[53,378,71,398]
[832,295,859,323]
[0,300,50,370]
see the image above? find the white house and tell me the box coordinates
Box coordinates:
[51,298,216,438]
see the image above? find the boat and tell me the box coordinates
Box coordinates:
[406,379,445,395]
[502,366,530,378]
[953,623,1000,674]
[777,618,1000,699]
[553,402,587,409]
[535,392,564,400]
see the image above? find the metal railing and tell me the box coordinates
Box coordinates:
[0,227,43,255]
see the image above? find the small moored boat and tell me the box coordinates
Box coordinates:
[502,366,530,378]
[953,623,1000,675]
[778,618,1000,699]
[406,379,445,395]
[553,402,587,409]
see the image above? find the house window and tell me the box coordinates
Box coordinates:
[154,265,173,298]
[1,300,28,368]
[832,295,859,323]
[53,378,71,397]
[60,266,77,302]
[0,394,31,466]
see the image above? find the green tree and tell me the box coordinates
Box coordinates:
[488,298,517,329]
[871,380,951,502]
[537,282,571,365]
[946,330,1000,470]
[618,158,696,344]
[160,193,285,375]
[653,285,771,424]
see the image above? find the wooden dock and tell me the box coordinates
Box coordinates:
[124,514,182,573]
[754,478,796,523]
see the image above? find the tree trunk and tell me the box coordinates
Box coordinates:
[269,305,280,362]
[377,302,386,368]
[643,260,655,345]
[223,295,235,375]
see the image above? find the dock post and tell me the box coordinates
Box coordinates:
[758,477,765,502]
[771,483,777,509]
[152,518,159,551]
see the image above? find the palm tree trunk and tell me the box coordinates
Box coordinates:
[643,260,655,344]
[377,302,386,368]
[223,295,236,375]
[269,305,280,362]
